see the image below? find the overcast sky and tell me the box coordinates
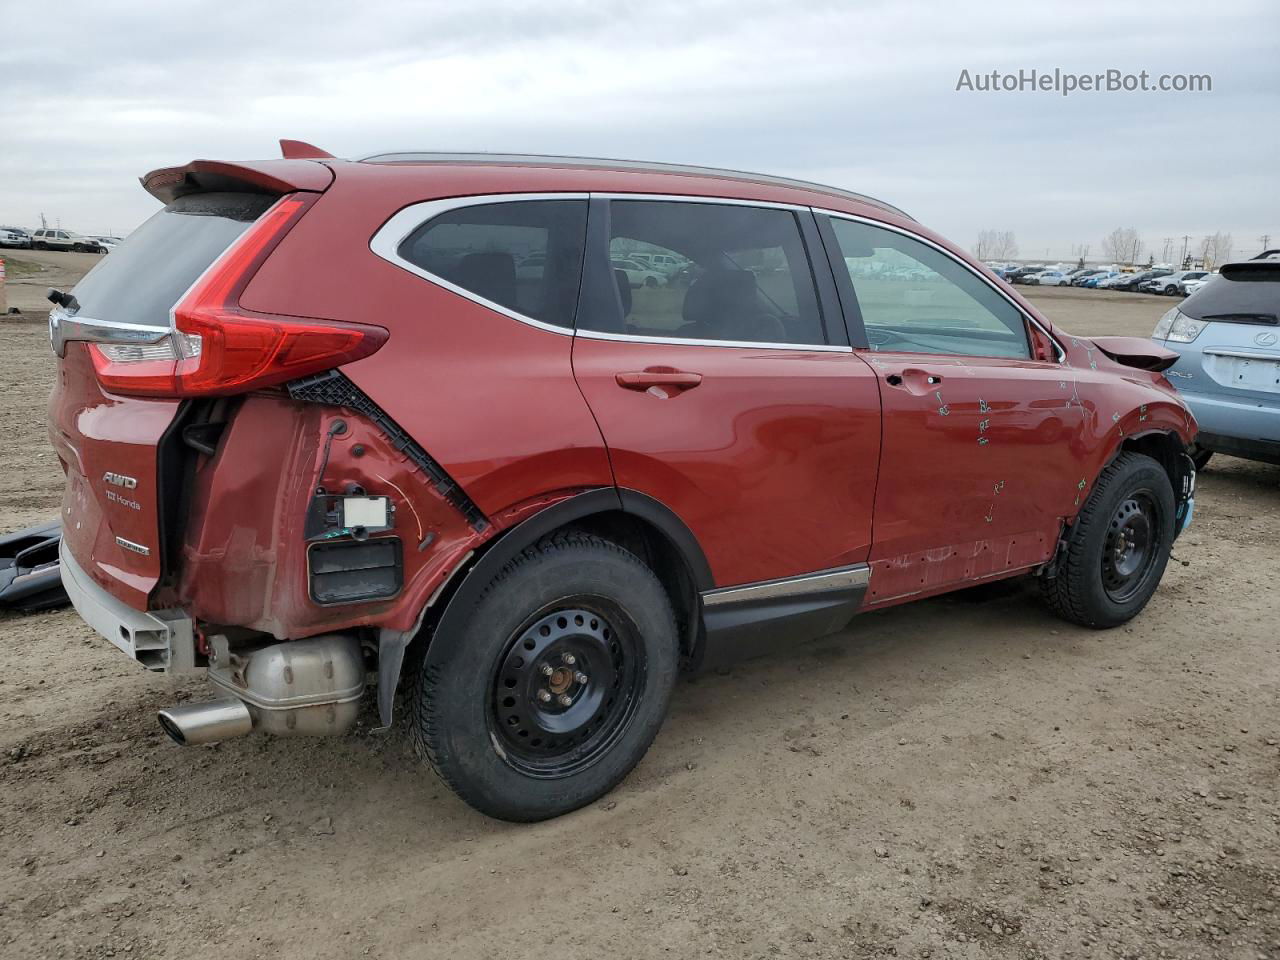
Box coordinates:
[2,0,1277,261]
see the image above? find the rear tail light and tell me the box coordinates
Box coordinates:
[90,194,387,397]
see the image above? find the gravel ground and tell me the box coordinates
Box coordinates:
[1,257,1277,960]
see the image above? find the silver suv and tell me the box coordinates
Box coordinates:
[31,229,105,253]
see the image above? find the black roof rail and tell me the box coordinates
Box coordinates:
[356,150,914,221]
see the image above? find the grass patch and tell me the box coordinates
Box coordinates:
[1,258,46,280]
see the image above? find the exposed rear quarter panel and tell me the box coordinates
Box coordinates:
[239,165,614,517]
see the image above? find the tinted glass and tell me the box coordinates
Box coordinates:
[70,192,273,326]
[1180,266,1279,323]
[828,218,1030,359]
[399,200,587,329]
[583,200,826,345]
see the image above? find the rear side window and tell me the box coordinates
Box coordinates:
[1181,265,1279,324]
[398,200,587,329]
[826,217,1030,359]
[582,200,826,346]
[70,192,274,326]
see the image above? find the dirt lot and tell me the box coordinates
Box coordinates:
[1,260,1277,960]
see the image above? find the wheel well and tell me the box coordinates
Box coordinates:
[1118,431,1189,495]
[412,501,704,666]
[561,511,701,662]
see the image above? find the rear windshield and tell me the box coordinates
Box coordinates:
[70,192,275,325]
[1180,266,1280,325]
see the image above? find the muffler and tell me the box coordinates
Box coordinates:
[158,633,366,745]
[158,698,253,746]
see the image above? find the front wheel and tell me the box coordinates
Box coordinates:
[408,533,679,821]
[1040,452,1176,628]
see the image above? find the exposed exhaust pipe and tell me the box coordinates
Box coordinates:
[158,698,253,746]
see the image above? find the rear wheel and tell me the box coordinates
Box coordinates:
[408,533,678,821]
[1040,453,1175,628]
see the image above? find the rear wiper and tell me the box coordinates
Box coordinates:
[46,288,80,313]
[1199,312,1278,325]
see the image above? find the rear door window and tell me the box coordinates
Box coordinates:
[70,192,275,326]
[581,200,827,346]
[398,200,587,329]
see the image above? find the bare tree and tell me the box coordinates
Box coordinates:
[1199,232,1233,270]
[1102,227,1143,265]
[974,229,1018,261]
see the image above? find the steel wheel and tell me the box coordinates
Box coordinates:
[1101,491,1159,603]
[490,600,643,778]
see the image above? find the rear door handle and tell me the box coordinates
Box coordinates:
[615,370,703,391]
[886,369,943,394]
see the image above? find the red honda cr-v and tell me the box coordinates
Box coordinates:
[48,141,1197,820]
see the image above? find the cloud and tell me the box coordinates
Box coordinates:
[1,0,1276,258]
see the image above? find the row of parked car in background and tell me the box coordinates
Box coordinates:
[0,225,120,253]
[992,263,1212,296]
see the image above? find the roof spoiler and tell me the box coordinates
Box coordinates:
[141,155,334,204]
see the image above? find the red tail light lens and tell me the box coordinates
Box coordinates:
[90,194,387,397]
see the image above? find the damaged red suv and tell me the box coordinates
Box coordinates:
[49,142,1198,820]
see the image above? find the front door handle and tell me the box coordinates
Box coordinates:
[615,369,703,391]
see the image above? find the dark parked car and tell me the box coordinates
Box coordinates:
[50,142,1198,821]
[1006,266,1045,283]
[1110,269,1172,292]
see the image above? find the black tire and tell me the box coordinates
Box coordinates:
[644,276,658,288]
[408,533,678,821]
[33,242,46,250]
[1040,452,1176,628]
[1188,445,1213,471]
[72,243,85,253]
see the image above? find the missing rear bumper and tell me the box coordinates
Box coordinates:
[59,540,198,673]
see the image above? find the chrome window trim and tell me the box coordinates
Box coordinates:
[369,192,590,337]
[368,190,1060,360]
[701,563,871,607]
[815,208,1066,364]
[577,328,852,353]
[591,192,805,211]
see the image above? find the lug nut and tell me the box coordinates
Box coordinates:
[562,653,576,666]
[557,694,573,707]
[537,690,552,703]
[575,672,589,685]
[540,664,554,676]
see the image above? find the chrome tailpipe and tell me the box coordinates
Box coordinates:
[158,698,253,746]
[158,633,366,746]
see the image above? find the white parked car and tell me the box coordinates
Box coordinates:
[1180,273,1216,295]
[629,252,686,274]
[1030,270,1071,286]
[0,226,32,249]
[610,257,667,288]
